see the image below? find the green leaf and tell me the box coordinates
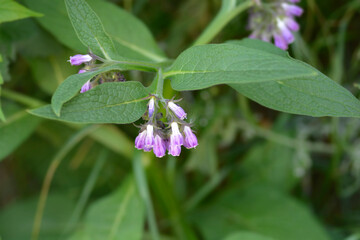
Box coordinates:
[165,40,360,117]
[30,82,149,124]
[50,63,155,116]
[24,0,85,52]
[192,185,330,240]
[86,0,166,62]
[69,176,145,240]
[0,110,41,161]
[0,0,42,24]
[223,231,275,240]
[0,193,75,240]
[64,0,117,60]
[25,0,166,62]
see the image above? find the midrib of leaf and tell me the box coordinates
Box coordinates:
[62,96,147,114]
[107,184,135,240]
[111,35,166,62]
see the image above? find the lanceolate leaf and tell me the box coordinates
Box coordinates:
[0,0,42,24]
[165,40,360,117]
[30,82,149,124]
[64,0,117,60]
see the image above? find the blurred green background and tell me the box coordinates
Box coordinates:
[1,0,360,239]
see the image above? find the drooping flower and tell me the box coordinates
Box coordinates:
[153,135,166,158]
[247,0,303,50]
[80,80,92,93]
[68,54,92,66]
[183,126,198,149]
[144,124,155,151]
[168,101,187,120]
[168,144,181,156]
[170,122,183,146]
[135,130,147,150]
[148,97,155,118]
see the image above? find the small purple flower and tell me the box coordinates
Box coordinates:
[282,3,303,17]
[274,33,288,50]
[144,124,155,151]
[153,135,166,158]
[148,97,155,118]
[170,122,183,146]
[168,101,187,120]
[168,144,181,156]
[183,126,198,149]
[284,17,300,31]
[276,18,294,43]
[78,69,87,74]
[68,54,92,66]
[135,130,147,149]
[80,80,92,93]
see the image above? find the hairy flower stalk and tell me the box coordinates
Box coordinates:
[135,96,198,158]
[247,0,303,50]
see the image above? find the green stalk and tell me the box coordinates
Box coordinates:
[63,149,108,235]
[133,151,160,240]
[31,126,97,240]
[193,0,254,46]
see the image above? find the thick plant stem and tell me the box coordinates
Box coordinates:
[193,0,254,46]
[155,68,164,99]
[133,151,160,240]
[31,126,97,240]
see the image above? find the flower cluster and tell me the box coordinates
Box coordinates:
[68,54,126,93]
[247,0,303,50]
[135,97,198,158]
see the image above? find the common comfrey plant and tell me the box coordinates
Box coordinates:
[30,0,360,160]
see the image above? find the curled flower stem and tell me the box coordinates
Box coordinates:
[193,0,254,46]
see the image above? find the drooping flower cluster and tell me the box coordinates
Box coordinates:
[68,53,126,93]
[248,0,303,50]
[135,97,198,158]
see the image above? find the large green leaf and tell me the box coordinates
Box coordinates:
[50,64,129,116]
[0,0,42,24]
[192,185,330,240]
[0,193,75,240]
[64,0,117,60]
[69,176,145,240]
[30,82,149,124]
[165,40,360,117]
[25,0,166,62]
[0,110,41,161]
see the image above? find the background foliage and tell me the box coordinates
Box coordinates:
[1,0,360,240]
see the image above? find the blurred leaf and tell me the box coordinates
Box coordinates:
[192,185,330,240]
[30,82,149,124]
[64,0,117,60]
[27,51,78,94]
[0,110,41,161]
[223,231,275,240]
[0,193,75,240]
[25,0,166,62]
[240,142,298,192]
[165,39,360,117]
[24,0,85,52]
[0,0,42,24]
[69,176,145,240]
[86,0,166,62]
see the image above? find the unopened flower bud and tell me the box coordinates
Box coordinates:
[144,124,154,150]
[80,80,92,93]
[168,101,187,120]
[148,97,155,118]
[282,3,303,16]
[78,69,87,74]
[68,54,92,66]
